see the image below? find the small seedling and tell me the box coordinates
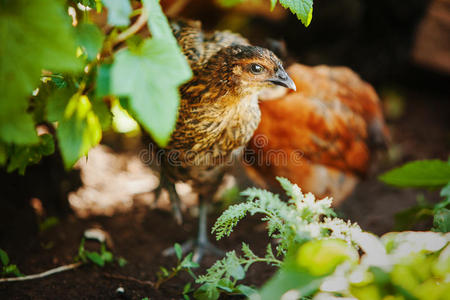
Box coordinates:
[155,243,199,290]
[0,248,23,278]
[76,238,114,267]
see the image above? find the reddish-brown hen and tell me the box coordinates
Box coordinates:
[245,64,389,205]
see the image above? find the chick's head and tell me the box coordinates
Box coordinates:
[200,45,296,99]
[228,45,296,94]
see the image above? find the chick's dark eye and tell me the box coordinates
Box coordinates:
[250,63,264,74]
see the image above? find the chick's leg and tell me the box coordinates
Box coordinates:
[163,195,224,263]
[153,173,183,225]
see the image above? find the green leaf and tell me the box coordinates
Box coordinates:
[276,0,313,27]
[181,253,200,269]
[55,94,102,168]
[0,248,9,266]
[111,31,192,145]
[194,284,220,300]
[95,64,112,98]
[75,23,105,61]
[91,97,112,130]
[174,243,182,260]
[86,251,105,266]
[0,143,6,166]
[118,257,127,267]
[0,0,81,144]
[226,252,245,280]
[103,0,132,27]
[235,284,257,297]
[433,208,450,233]
[258,268,322,300]
[379,160,450,188]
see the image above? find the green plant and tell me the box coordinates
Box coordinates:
[0,0,314,174]
[194,178,450,300]
[76,237,119,267]
[155,243,199,292]
[0,248,23,278]
[194,177,361,299]
[380,159,450,232]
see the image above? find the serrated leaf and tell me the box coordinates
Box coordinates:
[76,23,105,61]
[0,248,9,266]
[277,0,313,27]
[103,0,132,27]
[226,252,245,280]
[56,95,102,168]
[379,160,450,188]
[86,251,105,266]
[0,0,81,144]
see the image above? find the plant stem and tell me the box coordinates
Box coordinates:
[113,9,149,46]
[0,262,82,282]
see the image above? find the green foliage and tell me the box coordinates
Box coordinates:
[0,248,23,278]
[380,160,450,233]
[103,0,133,27]
[155,243,199,291]
[38,216,60,233]
[76,238,114,267]
[379,159,450,188]
[5,134,55,174]
[196,177,360,299]
[0,0,80,145]
[111,0,192,146]
[75,23,105,61]
[271,0,313,26]
[1,0,312,173]
[218,0,314,27]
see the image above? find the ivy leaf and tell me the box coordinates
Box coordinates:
[379,160,450,189]
[54,94,102,168]
[75,23,105,61]
[0,0,81,145]
[103,0,132,27]
[111,0,192,146]
[273,0,313,27]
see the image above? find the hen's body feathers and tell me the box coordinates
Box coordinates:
[245,64,389,204]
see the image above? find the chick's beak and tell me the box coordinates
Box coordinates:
[267,69,296,91]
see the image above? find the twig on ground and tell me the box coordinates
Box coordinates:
[103,273,155,287]
[0,262,82,283]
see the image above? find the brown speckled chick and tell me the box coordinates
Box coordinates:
[152,19,295,261]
